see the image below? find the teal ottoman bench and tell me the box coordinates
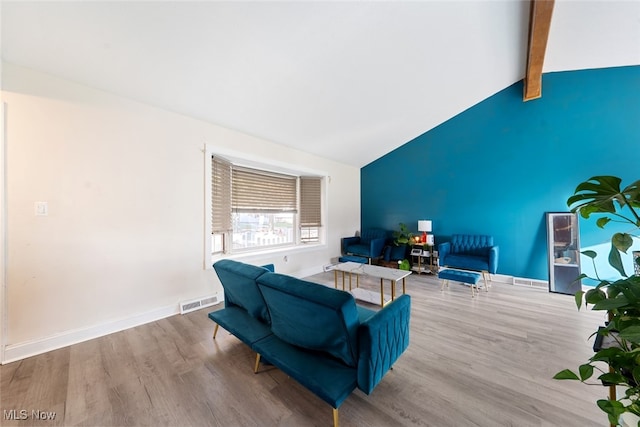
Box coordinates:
[439,269,485,297]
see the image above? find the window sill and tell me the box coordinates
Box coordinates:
[210,242,326,267]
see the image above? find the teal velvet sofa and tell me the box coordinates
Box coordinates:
[208,259,411,427]
[438,234,499,285]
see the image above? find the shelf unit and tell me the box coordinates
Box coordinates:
[410,246,438,274]
[546,212,581,295]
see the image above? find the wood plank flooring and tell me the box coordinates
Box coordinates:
[1,272,608,426]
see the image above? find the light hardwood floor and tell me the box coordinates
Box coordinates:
[1,272,608,426]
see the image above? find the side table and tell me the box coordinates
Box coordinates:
[410,246,439,274]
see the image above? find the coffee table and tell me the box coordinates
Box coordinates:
[333,262,412,307]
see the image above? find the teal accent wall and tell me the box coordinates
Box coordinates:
[361,65,640,280]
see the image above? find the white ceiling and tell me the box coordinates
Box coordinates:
[2,1,639,167]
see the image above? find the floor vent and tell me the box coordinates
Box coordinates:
[180,294,222,314]
[513,277,548,289]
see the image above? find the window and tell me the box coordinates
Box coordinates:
[209,154,323,256]
[211,156,231,254]
[300,176,322,243]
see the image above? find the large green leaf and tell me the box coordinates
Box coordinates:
[592,347,626,362]
[574,290,585,309]
[619,326,640,343]
[613,233,634,254]
[609,244,628,278]
[622,179,640,211]
[599,372,629,385]
[553,369,580,380]
[567,176,623,215]
[578,364,594,381]
[593,295,630,311]
[585,288,607,305]
[597,398,626,425]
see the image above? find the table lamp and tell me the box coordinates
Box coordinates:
[418,220,433,245]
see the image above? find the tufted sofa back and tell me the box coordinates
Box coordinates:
[451,234,494,256]
[359,228,388,245]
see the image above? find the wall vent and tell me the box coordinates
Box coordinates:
[324,263,338,272]
[512,277,548,289]
[180,293,223,314]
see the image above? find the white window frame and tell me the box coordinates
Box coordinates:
[203,144,327,269]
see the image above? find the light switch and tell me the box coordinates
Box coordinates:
[35,201,48,216]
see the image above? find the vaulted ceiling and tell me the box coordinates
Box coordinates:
[2,1,639,167]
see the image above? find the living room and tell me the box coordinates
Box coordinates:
[1,1,639,426]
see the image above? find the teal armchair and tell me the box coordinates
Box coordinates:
[341,228,388,263]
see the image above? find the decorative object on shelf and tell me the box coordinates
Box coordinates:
[553,176,640,426]
[418,220,433,245]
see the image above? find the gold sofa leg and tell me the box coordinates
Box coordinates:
[332,408,339,427]
[254,353,261,373]
[212,323,219,339]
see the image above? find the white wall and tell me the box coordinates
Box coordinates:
[1,62,361,363]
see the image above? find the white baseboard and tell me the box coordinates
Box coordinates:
[491,273,514,284]
[292,265,326,279]
[2,303,180,365]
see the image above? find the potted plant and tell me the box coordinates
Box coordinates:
[554,176,640,426]
[390,222,414,262]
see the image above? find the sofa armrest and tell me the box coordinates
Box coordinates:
[342,236,361,254]
[488,246,499,274]
[438,242,451,262]
[356,294,411,394]
[369,237,387,259]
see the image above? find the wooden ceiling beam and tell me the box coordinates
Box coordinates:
[524,0,555,101]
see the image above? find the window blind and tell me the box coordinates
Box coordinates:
[300,176,322,227]
[211,156,232,233]
[232,166,297,213]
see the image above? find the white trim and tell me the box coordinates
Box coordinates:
[491,273,515,284]
[2,303,179,365]
[203,145,213,269]
[0,102,6,364]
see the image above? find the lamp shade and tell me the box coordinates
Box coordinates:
[418,220,432,232]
